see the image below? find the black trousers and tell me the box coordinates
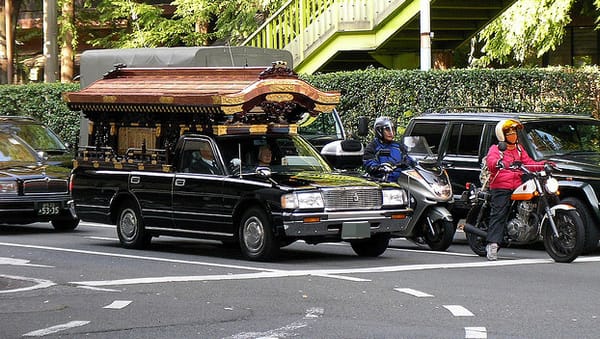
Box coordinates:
[487,189,512,244]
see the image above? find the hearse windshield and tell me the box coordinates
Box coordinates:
[525,119,600,156]
[216,134,333,174]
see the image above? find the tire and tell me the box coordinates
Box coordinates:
[423,219,455,251]
[350,233,391,257]
[562,197,599,253]
[544,209,585,263]
[51,217,80,231]
[465,203,488,257]
[116,202,151,249]
[239,207,279,261]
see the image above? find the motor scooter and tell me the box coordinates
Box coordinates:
[377,136,455,251]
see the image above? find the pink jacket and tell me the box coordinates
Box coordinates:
[486,144,545,190]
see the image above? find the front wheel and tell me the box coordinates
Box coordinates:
[544,209,584,263]
[350,233,391,257]
[423,219,455,251]
[239,207,279,261]
[465,203,488,257]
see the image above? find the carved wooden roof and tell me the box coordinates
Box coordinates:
[64,62,340,124]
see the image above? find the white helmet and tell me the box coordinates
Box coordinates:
[495,119,523,142]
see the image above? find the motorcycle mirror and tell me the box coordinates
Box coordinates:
[498,141,508,151]
[356,116,369,137]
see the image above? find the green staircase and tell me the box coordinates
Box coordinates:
[242,0,517,74]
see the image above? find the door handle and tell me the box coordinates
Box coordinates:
[130,176,140,184]
[175,178,186,186]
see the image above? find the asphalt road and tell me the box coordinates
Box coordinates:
[2,221,600,338]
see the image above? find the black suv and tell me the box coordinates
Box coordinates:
[404,112,600,252]
[0,116,72,166]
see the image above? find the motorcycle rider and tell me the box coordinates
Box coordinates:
[363,116,416,182]
[485,119,545,260]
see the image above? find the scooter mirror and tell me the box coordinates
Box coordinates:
[357,116,369,137]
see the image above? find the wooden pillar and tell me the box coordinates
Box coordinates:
[5,0,14,84]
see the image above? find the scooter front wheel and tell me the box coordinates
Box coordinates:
[424,219,455,251]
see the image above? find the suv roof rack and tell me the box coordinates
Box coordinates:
[428,106,517,113]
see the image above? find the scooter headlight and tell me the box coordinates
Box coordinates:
[545,177,559,194]
[432,182,453,200]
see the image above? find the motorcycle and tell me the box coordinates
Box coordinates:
[463,157,585,263]
[377,136,455,251]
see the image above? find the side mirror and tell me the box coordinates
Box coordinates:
[357,116,369,137]
[229,158,241,175]
[37,151,49,161]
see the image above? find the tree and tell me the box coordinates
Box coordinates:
[471,0,600,67]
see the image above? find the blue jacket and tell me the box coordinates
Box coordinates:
[363,139,416,182]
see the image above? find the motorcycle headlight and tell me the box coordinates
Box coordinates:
[432,182,453,200]
[281,192,324,209]
[382,188,408,206]
[545,177,559,194]
[0,181,18,194]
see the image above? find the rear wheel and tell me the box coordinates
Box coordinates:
[465,204,488,257]
[350,233,391,257]
[239,207,279,261]
[544,209,584,263]
[423,219,455,251]
[116,202,151,249]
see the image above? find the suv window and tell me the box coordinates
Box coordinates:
[410,122,446,153]
[448,123,484,156]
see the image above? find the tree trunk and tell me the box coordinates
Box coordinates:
[61,0,74,83]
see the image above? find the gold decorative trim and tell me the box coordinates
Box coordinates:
[222,105,243,115]
[159,96,174,104]
[102,96,117,103]
[266,93,294,103]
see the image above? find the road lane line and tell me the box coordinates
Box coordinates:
[444,305,474,317]
[0,275,55,294]
[22,320,90,337]
[227,307,322,339]
[0,257,52,267]
[393,288,434,297]
[465,326,487,338]
[103,300,132,309]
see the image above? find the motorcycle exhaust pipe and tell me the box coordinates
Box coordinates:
[463,223,488,238]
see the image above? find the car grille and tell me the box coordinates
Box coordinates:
[23,178,68,194]
[322,187,382,211]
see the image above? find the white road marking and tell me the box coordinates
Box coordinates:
[228,308,322,339]
[85,236,116,241]
[0,275,55,294]
[22,320,90,337]
[103,300,132,309]
[465,326,487,338]
[444,305,474,317]
[77,285,121,292]
[393,288,434,297]
[0,257,52,268]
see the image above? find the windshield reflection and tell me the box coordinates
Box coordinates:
[525,120,600,156]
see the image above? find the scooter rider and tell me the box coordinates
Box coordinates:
[485,119,545,261]
[363,116,416,182]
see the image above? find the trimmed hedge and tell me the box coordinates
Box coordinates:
[303,66,600,140]
[0,67,598,147]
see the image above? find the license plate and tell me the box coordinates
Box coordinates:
[37,202,61,216]
[341,221,371,239]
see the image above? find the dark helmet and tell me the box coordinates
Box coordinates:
[495,119,523,142]
[374,116,394,140]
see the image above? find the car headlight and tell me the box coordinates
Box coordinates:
[0,181,18,194]
[382,188,408,206]
[281,192,324,209]
[545,177,559,194]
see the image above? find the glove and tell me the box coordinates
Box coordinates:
[378,163,394,173]
[496,159,505,169]
[510,160,523,168]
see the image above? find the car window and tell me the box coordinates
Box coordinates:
[447,123,484,156]
[0,133,38,163]
[525,120,600,156]
[11,123,67,152]
[409,122,446,154]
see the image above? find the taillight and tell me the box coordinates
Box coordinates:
[69,174,74,193]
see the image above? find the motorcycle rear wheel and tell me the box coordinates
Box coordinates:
[544,209,585,263]
[465,203,488,257]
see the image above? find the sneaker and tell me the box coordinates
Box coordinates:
[486,243,499,261]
